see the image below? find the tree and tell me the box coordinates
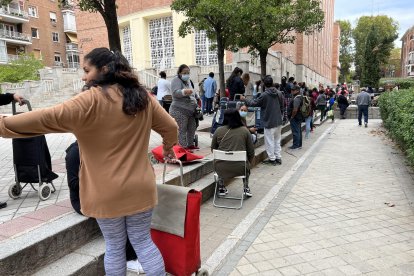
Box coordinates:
[337,20,353,84]
[171,0,240,97]
[381,48,401,77]
[0,54,43,83]
[61,0,121,51]
[353,16,398,80]
[360,26,381,88]
[234,0,324,78]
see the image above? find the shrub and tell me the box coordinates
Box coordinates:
[379,88,414,164]
[380,78,414,90]
[0,54,43,83]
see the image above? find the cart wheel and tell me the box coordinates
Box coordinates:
[8,183,22,199]
[194,134,199,147]
[39,183,52,201]
[150,154,159,165]
[196,268,209,276]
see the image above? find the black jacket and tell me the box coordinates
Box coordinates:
[0,93,14,106]
[227,76,245,100]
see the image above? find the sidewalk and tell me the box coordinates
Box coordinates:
[210,119,414,275]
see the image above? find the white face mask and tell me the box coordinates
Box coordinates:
[181,74,190,81]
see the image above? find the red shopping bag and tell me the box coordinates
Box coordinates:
[151,190,202,276]
[151,145,204,163]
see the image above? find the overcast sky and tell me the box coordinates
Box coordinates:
[334,0,414,47]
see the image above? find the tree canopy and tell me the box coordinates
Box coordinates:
[337,20,353,84]
[360,26,381,88]
[171,0,241,96]
[0,54,43,83]
[353,15,398,81]
[62,0,121,51]
[234,0,324,78]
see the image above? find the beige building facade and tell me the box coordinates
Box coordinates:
[75,0,339,86]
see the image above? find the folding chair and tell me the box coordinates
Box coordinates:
[212,150,247,209]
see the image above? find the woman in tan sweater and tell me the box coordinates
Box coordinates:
[0,48,178,276]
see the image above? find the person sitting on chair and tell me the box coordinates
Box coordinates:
[211,109,255,197]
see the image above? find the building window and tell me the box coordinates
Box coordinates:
[0,40,6,63]
[52,32,59,42]
[50,12,57,24]
[31,28,39,39]
[67,53,80,68]
[195,30,218,66]
[149,16,174,69]
[28,6,38,18]
[54,55,61,66]
[122,26,133,66]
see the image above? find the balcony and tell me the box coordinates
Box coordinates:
[0,29,31,45]
[0,54,20,64]
[66,43,78,51]
[64,21,77,33]
[0,6,29,23]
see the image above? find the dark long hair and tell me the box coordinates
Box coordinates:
[222,109,244,129]
[226,67,243,88]
[84,47,148,116]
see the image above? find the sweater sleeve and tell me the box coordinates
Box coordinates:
[171,77,186,98]
[0,93,14,106]
[0,92,91,138]
[150,96,178,150]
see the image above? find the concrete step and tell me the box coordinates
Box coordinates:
[0,116,321,275]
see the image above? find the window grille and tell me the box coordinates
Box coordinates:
[149,16,174,69]
[122,26,133,66]
[195,30,218,66]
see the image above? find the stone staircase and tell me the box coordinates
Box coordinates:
[0,116,319,275]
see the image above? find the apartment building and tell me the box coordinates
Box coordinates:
[401,25,414,78]
[0,0,79,68]
[75,0,339,85]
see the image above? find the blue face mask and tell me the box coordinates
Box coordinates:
[239,111,248,118]
[181,74,190,82]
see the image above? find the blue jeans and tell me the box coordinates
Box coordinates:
[305,116,312,138]
[358,105,369,125]
[290,118,302,148]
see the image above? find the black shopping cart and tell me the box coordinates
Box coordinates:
[8,100,59,201]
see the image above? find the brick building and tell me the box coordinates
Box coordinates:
[0,0,79,68]
[75,0,339,86]
[401,25,414,78]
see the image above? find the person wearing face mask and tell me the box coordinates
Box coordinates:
[238,104,258,144]
[241,76,284,166]
[170,64,200,150]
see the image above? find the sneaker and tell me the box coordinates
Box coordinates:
[365,123,368,128]
[127,260,145,274]
[218,186,228,196]
[288,145,301,150]
[0,202,6,209]
[244,187,253,197]
[275,159,282,165]
[262,159,277,166]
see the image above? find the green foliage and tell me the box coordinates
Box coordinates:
[353,15,398,79]
[380,78,414,90]
[360,26,381,88]
[337,20,353,83]
[234,0,324,77]
[0,0,13,5]
[0,54,43,83]
[379,89,414,165]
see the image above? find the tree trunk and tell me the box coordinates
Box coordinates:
[216,34,226,97]
[102,0,121,51]
[259,49,268,80]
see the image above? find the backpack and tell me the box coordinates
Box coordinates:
[300,95,312,118]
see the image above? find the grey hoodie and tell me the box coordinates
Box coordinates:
[246,87,284,128]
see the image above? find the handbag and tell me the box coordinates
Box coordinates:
[194,107,203,121]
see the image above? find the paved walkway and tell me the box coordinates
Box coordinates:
[208,119,414,275]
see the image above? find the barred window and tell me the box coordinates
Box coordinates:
[195,30,218,66]
[122,26,133,66]
[149,16,174,69]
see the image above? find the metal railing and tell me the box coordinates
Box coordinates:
[200,64,232,74]
[0,29,31,42]
[66,43,78,51]
[0,6,29,19]
[67,62,80,69]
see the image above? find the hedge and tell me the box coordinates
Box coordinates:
[379,78,414,90]
[378,88,414,164]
